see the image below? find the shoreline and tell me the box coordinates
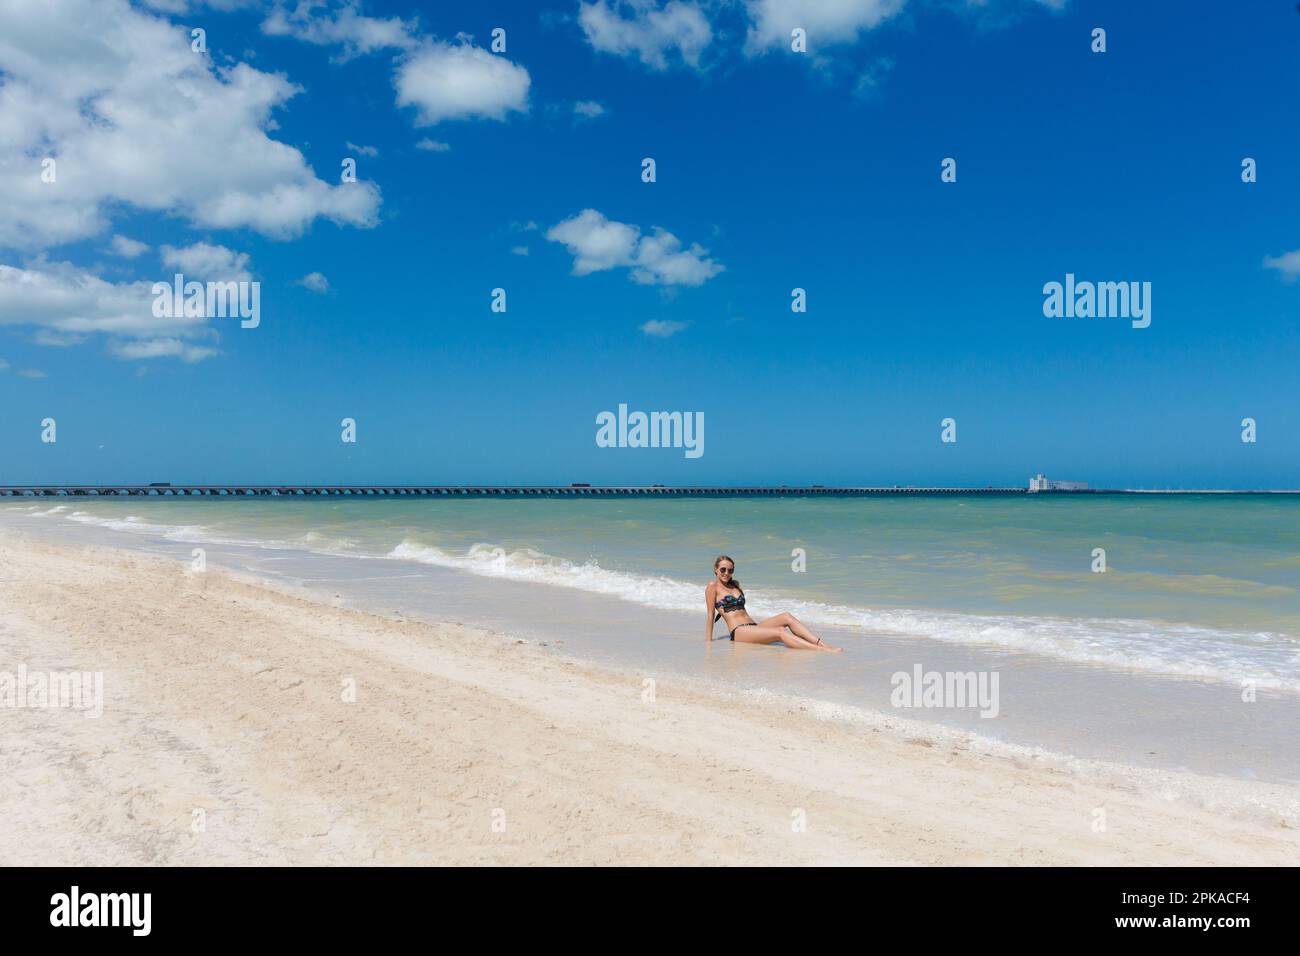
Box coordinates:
[6,502,1300,786]
[1,529,1297,865]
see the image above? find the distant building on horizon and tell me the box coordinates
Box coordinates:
[1028,473,1089,492]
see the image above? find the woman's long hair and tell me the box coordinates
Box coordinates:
[713,554,742,593]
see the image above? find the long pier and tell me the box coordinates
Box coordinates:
[2,486,1292,498]
[0,484,1034,498]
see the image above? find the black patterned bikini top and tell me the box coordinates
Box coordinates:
[715,593,746,613]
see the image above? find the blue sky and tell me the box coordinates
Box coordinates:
[1,0,1297,488]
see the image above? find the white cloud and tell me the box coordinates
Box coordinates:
[579,1,713,70]
[641,319,688,337]
[31,330,86,346]
[110,235,150,259]
[546,209,723,287]
[346,141,379,157]
[511,246,530,256]
[415,138,451,152]
[1263,250,1300,282]
[142,0,262,11]
[16,368,47,378]
[743,0,906,53]
[263,5,531,133]
[0,0,381,249]
[574,100,607,119]
[547,209,640,276]
[630,229,724,285]
[0,258,222,358]
[395,41,531,126]
[295,271,331,292]
[160,243,252,282]
[262,1,418,59]
[107,338,218,362]
[853,56,895,100]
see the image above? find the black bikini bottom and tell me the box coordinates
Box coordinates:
[729,623,757,641]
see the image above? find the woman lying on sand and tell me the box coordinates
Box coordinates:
[706,555,843,652]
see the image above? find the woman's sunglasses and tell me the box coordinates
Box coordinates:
[718,567,734,574]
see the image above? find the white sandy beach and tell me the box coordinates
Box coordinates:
[0,528,1296,866]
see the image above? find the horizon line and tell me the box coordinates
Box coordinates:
[3,484,1300,497]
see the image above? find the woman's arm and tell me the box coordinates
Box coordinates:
[704,582,717,643]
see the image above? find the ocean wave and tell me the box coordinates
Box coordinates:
[59,510,362,553]
[0,503,71,516]
[388,540,703,611]
[299,531,359,550]
[66,510,211,541]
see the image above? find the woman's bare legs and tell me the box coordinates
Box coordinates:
[731,625,822,649]
[731,620,841,651]
[759,612,843,652]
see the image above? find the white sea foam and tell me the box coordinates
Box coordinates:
[388,540,703,610]
[57,510,360,554]
[0,504,71,516]
[65,510,210,541]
